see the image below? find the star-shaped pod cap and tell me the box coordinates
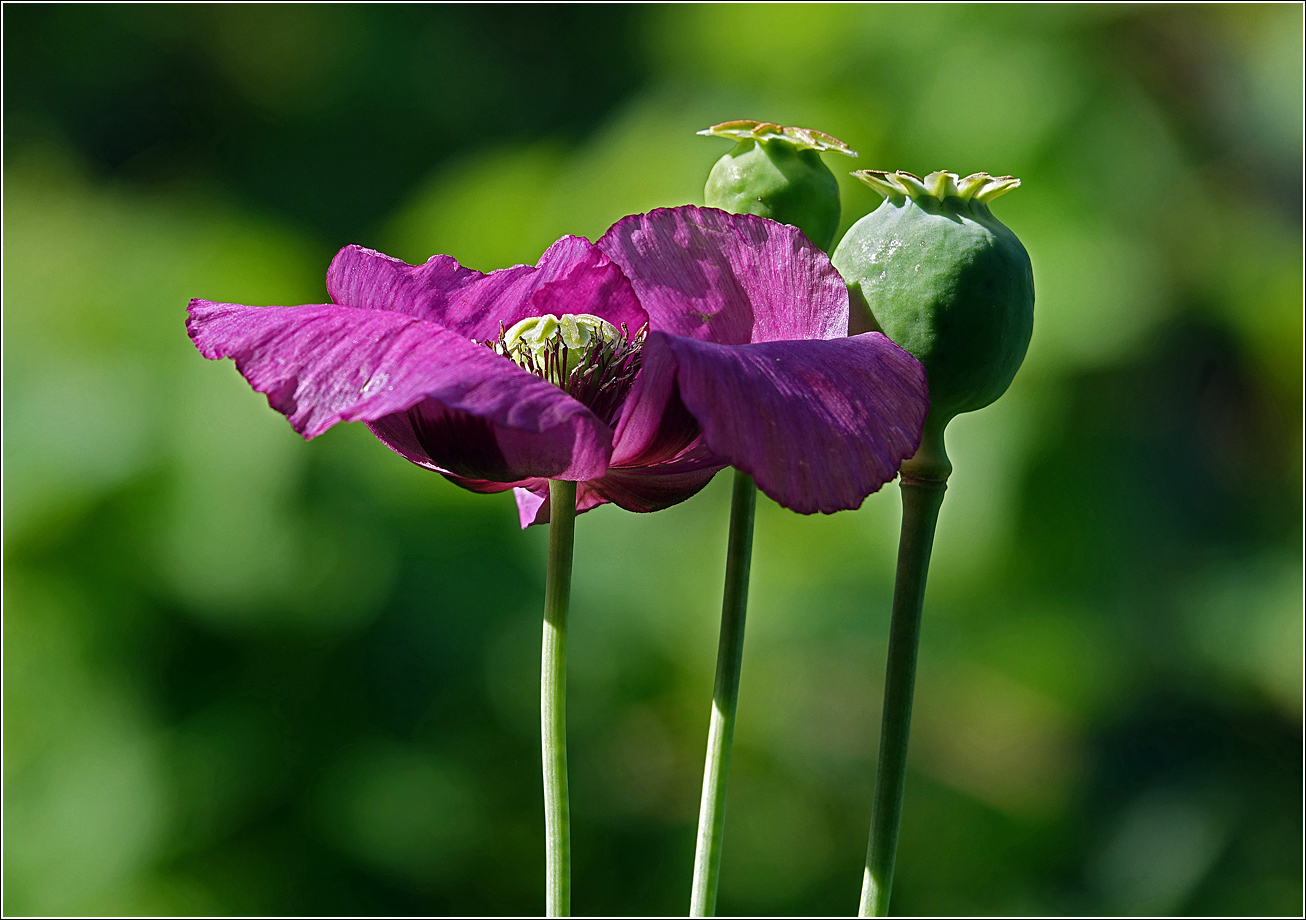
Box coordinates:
[698,120,858,156]
[851,169,1020,203]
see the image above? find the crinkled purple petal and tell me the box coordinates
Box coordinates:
[589,465,720,515]
[512,442,725,527]
[188,300,612,481]
[368,414,549,489]
[326,236,647,341]
[513,480,611,529]
[438,472,526,496]
[366,400,608,483]
[640,330,929,514]
[608,368,704,468]
[415,435,721,529]
[597,205,848,345]
[591,446,725,514]
[325,246,488,324]
[364,410,444,472]
[514,486,549,528]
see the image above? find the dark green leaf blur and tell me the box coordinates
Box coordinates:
[4,4,1301,916]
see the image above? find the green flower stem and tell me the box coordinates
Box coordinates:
[859,423,951,918]
[690,469,757,917]
[542,479,577,918]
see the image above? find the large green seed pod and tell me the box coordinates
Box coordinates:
[832,170,1033,442]
[700,120,857,252]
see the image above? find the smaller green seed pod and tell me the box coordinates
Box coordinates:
[700,120,857,252]
[831,169,1033,475]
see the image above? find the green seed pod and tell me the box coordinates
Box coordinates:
[700,120,857,252]
[831,170,1034,457]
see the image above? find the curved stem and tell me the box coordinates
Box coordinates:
[690,470,757,917]
[859,421,950,917]
[542,479,576,917]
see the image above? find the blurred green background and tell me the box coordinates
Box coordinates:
[3,4,1301,916]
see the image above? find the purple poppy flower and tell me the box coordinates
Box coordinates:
[187,205,928,527]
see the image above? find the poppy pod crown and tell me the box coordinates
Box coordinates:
[832,168,1034,429]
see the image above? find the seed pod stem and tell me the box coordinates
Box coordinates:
[836,169,1030,913]
[690,469,757,917]
[858,424,949,916]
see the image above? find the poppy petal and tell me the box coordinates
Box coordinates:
[641,330,928,513]
[592,445,725,514]
[608,368,704,469]
[598,205,848,345]
[326,237,647,342]
[512,480,612,529]
[188,300,612,481]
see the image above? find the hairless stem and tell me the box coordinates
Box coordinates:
[690,469,757,916]
[859,423,951,917]
[542,479,576,917]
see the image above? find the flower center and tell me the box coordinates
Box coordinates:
[489,313,646,426]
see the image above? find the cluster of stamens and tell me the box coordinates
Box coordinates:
[484,313,647,427]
